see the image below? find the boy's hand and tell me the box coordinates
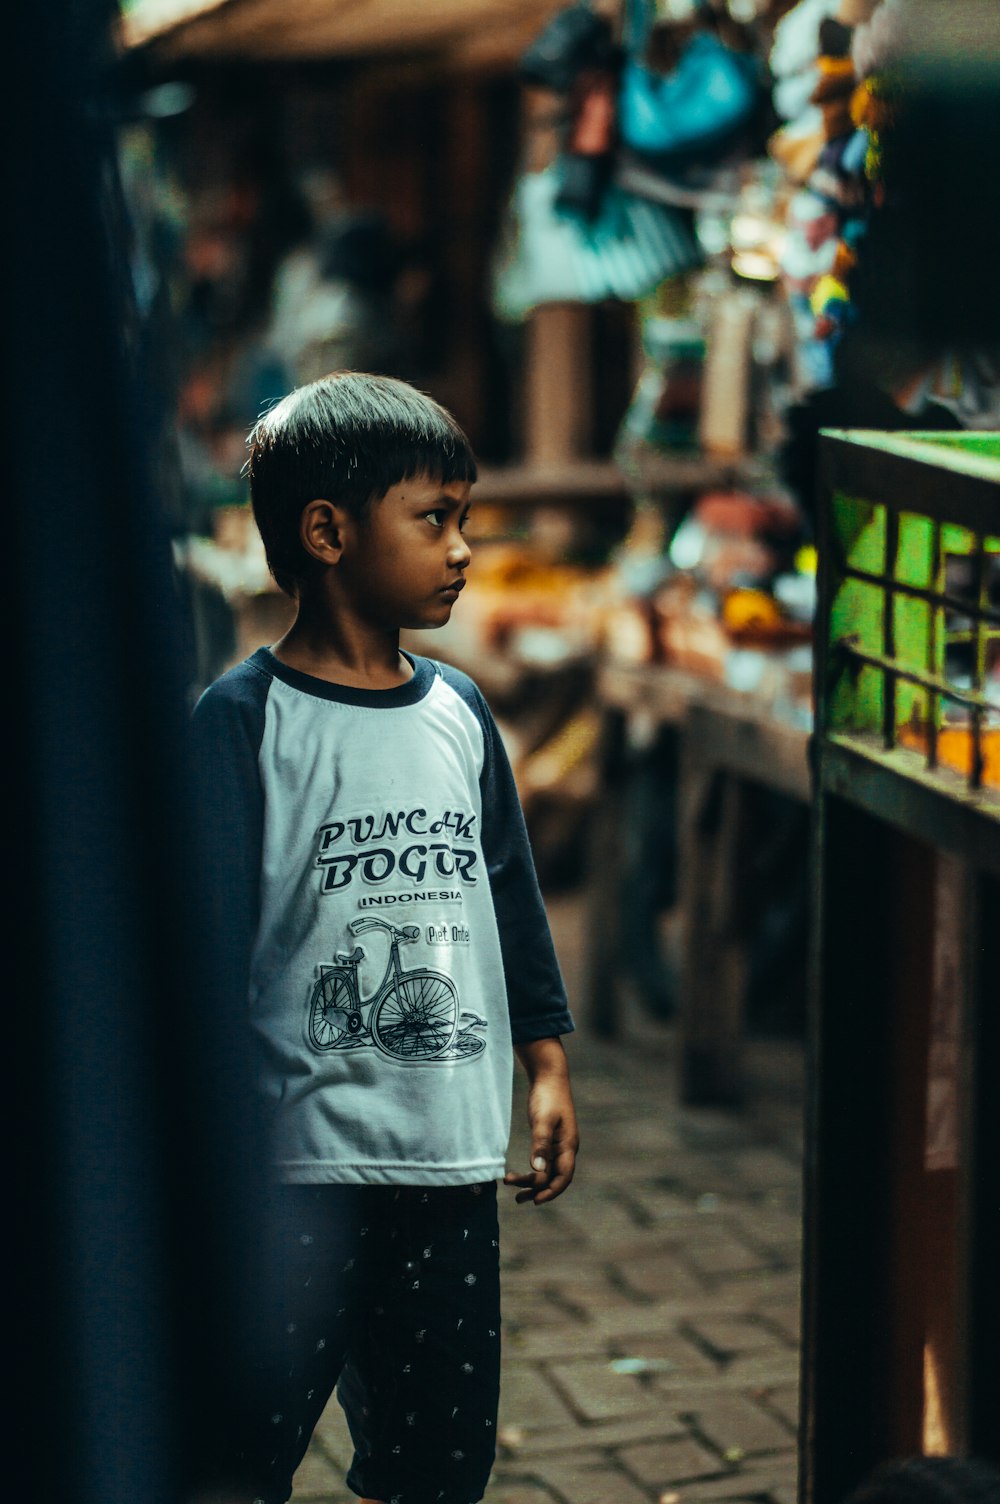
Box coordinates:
[505,1037,579,1205]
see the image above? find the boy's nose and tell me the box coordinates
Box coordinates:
[448,533,472,568]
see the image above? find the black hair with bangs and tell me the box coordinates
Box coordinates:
[246,371,478,597]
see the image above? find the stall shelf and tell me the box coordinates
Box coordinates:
[802,431,1000,1502]
[585,660,810,1103]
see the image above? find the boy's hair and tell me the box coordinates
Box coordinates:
[246,372,478,596]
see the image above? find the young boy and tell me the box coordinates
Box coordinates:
[191,372,578,1504]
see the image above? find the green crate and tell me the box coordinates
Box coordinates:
[820,430,1000,806]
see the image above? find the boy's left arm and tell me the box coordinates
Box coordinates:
[437,668,577,1200]
[505,1037,579,1205]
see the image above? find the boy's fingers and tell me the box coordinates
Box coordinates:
[505,1136,578,1204]
[532,1147,577,1204]
[530,1130,553,1176]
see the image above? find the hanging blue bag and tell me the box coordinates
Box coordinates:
[618,2,762,169]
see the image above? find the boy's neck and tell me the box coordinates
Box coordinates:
[270,596,413,690]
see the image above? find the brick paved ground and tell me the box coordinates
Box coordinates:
[294,894,805,1504]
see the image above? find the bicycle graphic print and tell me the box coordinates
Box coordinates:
[307,917,487,1064]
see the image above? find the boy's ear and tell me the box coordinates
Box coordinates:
[299,497,350,566]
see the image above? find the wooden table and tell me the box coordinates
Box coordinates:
[586,660,812,1105]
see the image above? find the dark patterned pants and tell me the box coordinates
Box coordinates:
[224,1181,501,1504]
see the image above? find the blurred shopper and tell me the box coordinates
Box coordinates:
[189,372,579,1504]
[265,173,407,385]
[842,1457,1000,1504]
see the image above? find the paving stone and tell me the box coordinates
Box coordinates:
[684,1316,785,1359]
[548,1359,671,1422]
[501,1410,688,1460]
[724,1150,802,1190]
[613,1253,707,1301]
[680,1395,798,1458]
[771,1485,799,1504]
[653,1471,779,1502]
[759,1383,799,1431]
[651,1370,798,1398]
[503,1323,607,1361]
[601,1117,685,1155]
[529,1453,654,1504]
[485,1482,562,1504]
[730,1208,803,1246]
[619,1437,728,1486]
[681,1235,775,1279]
[311,1400,355,1469]
[504,1295,592,1331]
[499,1363,580,1431]
[502,1258,607,1293]
[576,1152,673,1186]
[719,1353,799,1386]
[751,1305,801,1345]
[714,1271,800,1307]
[588,1301,727,1338]
[622,1186,706,1223]
[603,1331,720,1376]
[292,1441,345,1498]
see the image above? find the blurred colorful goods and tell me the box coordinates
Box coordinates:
[617,315,705,451]
[492,165,701,317]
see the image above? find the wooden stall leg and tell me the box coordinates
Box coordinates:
[583,708,627,1037]
[678,763,752,1106]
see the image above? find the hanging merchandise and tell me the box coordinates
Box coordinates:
[767,0,840,186]
[516,2,624,224]
[492,162,702,318]
[612,0,766,210]
[618,32,762,168]
[517,1,618,94]
[554,67,620,221]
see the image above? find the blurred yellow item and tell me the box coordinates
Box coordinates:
[816,56,855,84]
[851,79,897,134]
[809,274,849,316]
[795,544,818,577]
[722,588,785,637]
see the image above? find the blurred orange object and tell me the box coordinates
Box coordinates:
[722,587,783,636]
[721,587,812,647]
[897,725,1000,791]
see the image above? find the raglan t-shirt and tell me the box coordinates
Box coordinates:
[190,647,572,1186]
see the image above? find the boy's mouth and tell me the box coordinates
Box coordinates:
[439,579,466,601]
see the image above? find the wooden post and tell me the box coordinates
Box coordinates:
[518,85,592,468]
[523,303,593,467]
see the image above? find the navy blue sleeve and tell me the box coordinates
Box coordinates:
[189,661,270,1004]
[436,662,574,1045]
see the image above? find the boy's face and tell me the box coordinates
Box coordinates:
[337,475,473,631]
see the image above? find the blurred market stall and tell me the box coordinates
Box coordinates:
[118,0,1000,1108]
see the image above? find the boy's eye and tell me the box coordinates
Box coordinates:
[426,510,446,528]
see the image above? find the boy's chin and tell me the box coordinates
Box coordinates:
[404,604,456,631]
